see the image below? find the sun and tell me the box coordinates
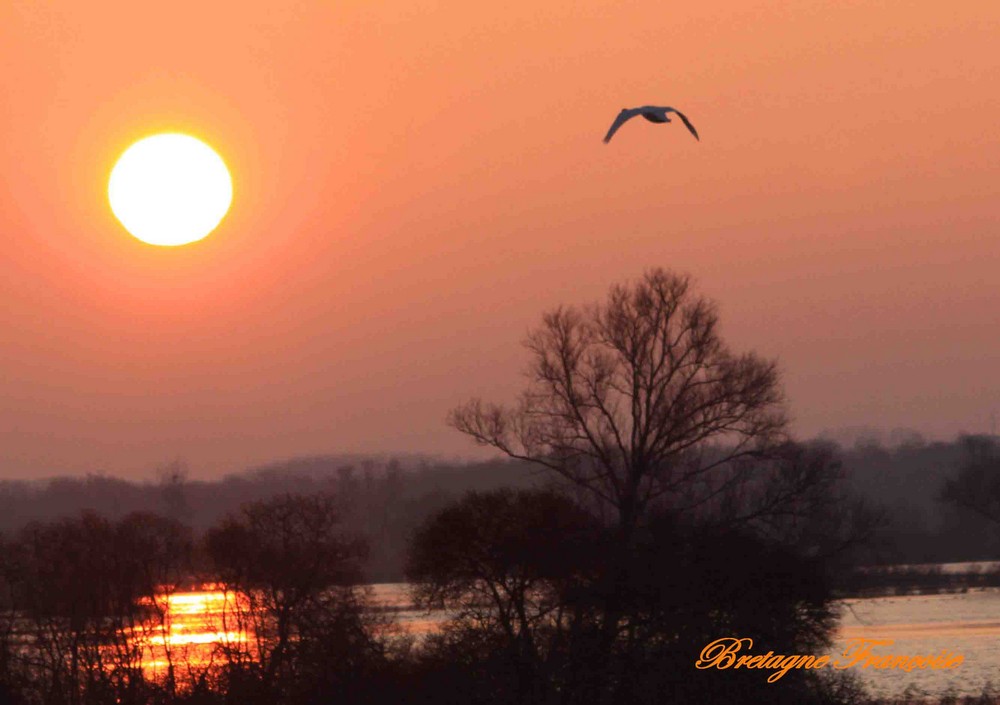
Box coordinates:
[108,133,232,247]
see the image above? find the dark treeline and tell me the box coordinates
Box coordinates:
[0,481,992,705]
[0,496,404,705]
[0,484,853,705]
[838,432,1000,565]
[0,456,539,583]
[2,432,999,582]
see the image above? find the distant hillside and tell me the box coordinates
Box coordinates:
[1,436,998,579]
[0,455,540,581]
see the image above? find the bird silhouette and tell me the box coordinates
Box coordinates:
[603,106,699,143]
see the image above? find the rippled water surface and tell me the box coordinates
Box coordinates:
[837,589,1000,698]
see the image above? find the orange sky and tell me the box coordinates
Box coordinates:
[1,1,998,479]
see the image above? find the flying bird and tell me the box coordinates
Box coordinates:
[603,106,699,144]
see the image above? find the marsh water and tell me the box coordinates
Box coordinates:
[138,579,1000,699]
[839,589,1000,698]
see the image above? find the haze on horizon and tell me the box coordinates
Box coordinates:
[1,1,998,480]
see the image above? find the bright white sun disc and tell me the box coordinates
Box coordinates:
[109,133,232,246]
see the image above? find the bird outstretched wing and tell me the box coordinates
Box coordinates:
[603,109,639,143]
[670,109,700,140]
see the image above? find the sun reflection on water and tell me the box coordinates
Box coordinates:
[131,585,250,678]
[128,583,438,681]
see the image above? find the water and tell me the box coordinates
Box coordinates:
[133,582,438,681]
[134,585,249,679]
[368,582,450,636]
[838,589,1000,698]
[137,582,1000,698]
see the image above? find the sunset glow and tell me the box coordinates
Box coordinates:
[108,133,232,246]
[2,1,998,476]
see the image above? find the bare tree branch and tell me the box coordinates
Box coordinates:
[448,268,790,537]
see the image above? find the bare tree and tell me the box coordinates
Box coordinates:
[444,271,887,704]
[7,513,186,705]
[116,512,193,698]
[408,488,597,640]
[407,488,601,705]
[204,494,377,700]
[450,268,787,539]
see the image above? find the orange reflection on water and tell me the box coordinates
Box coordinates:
[133,585,249,679]
[130,583,443,682]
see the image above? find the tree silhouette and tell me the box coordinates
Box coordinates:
[407,488,600,704]
[445,269,867,704]
[449,268,787,541]
[204,493,378,702]
[1,512,191,705]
